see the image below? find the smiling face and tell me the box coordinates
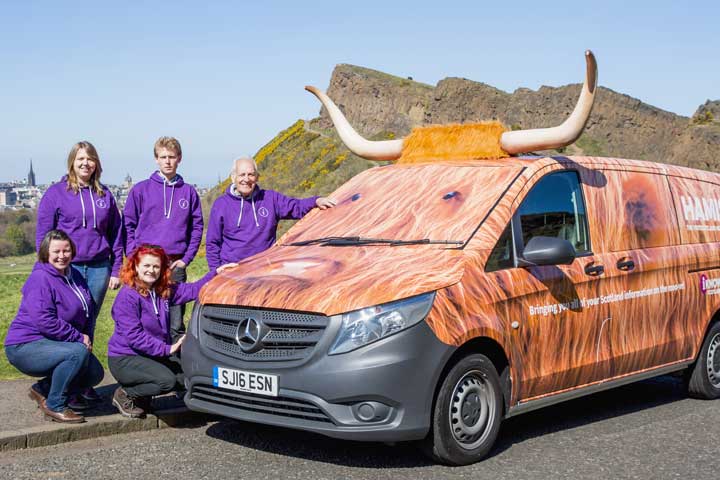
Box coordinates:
[135,254,163,287]
[155,147,181,180]
[232,158,258,198]
[48,239,73,273]
[73,148,97,185]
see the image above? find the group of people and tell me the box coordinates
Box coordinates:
[4,137,335,423]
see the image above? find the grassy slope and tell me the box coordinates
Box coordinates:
[0,253,208,380]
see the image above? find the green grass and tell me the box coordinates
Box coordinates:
[0,253,209,380]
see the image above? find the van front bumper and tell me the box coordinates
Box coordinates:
[181,320,454,442]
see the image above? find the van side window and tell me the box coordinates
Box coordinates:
[485,223,513,272]
[519,171,590,254]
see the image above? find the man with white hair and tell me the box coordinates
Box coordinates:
[206,157,335,269]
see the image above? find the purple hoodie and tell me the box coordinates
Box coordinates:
[123,172,203,264]
[4,262,95,346]
[206,185,318,269]
[107,270,215,357]
[36,178,123,276]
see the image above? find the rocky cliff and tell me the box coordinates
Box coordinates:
[207,63,720,209]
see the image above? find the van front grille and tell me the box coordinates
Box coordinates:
[199,305,329,362]
[190,384,333,424]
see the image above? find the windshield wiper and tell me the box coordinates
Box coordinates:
[288,236,464,247]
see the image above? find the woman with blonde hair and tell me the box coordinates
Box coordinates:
[36,141,123,405]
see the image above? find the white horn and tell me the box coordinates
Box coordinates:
[305,85,404,161]
[500,50,598,154]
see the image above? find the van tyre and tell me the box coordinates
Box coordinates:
[422,354,503,465]
[687,321,720,399]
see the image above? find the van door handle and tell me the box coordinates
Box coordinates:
[617,259,635,271]
[584,263,605,276]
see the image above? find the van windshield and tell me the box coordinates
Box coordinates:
[280,163,523,246]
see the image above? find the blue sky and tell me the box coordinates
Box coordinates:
[0,1,717,186]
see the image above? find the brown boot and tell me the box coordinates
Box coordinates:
[28,384,46,408]
[41,400,85,424]
[112,387,146,419]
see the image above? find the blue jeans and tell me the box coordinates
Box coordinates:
[5,339,104,412]
[72,258,111,316]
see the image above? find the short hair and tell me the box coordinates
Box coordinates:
[231,157,259,177]
[38,230,76,263]
[65,141,105,196]
[154,136,182,159]
[120,244,174,299]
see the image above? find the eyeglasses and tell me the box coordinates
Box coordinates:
[140,244,163,249]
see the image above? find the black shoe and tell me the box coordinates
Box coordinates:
[67,394,90,412]
[80,387,102,403]
[112,387,146,419]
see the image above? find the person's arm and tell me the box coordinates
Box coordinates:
[172,270,217,305]
[111,291,171,357]
[181,190,204,266]
[123,188,139,256]
[107,193,124,278]
[274,191,321,220]
[205,202,223,270]
[35,191,57,251]
[29,282,84,343]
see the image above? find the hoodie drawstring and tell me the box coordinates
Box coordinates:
[78,187,97,229]
[65,274,90,319]
[163,177,176,219]
[149,290,159,316]
[236,189,259,227]
[88,188,97,229]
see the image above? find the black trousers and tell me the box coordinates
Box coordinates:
[169,265,187,342]
[108,355,184,399]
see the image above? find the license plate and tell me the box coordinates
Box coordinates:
[213,366,278,397]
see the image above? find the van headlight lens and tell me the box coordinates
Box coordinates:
[329,292,435,355]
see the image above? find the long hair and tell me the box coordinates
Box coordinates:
[65,141,105,196]
[120,245,173,298]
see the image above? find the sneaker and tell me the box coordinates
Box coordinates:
[67,394,90,412]
[80,387,102,403]
[112,387,146,419]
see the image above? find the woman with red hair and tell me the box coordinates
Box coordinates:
[107,244,234,418]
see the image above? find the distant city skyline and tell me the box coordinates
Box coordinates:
[1,1,717,186]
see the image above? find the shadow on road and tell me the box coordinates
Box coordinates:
[204,374,690,467]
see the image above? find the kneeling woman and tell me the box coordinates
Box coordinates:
[108,244,234,418]
[4,230,103,423]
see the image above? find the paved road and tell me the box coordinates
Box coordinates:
[1,375,717,479]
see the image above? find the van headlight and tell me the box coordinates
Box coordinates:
[329,292,436,355]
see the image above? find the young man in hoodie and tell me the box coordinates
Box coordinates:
[123,137,203,341]
[205,157,335,270]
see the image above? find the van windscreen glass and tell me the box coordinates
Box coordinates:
[280,163,524,245]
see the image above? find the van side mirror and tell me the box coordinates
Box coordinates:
[519,236,576,267]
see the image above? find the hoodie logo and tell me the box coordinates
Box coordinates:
[178,198,189,210]
[95,198,108,209]
[258,206,269,218]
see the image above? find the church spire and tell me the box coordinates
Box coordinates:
[27,159,36,187]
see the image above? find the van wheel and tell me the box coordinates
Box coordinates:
[687,321,720,399]
[422,354,503,465]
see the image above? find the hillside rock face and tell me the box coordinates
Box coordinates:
[316,64,717,168]
[210,63,719,213]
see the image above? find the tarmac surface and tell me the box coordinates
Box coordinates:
[0,374,718,479]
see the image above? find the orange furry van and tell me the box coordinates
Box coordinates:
[182,52,720,465]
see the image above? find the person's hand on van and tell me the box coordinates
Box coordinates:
[170,335,185,355]
[316,197,336,210]
[216,262,239,274]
